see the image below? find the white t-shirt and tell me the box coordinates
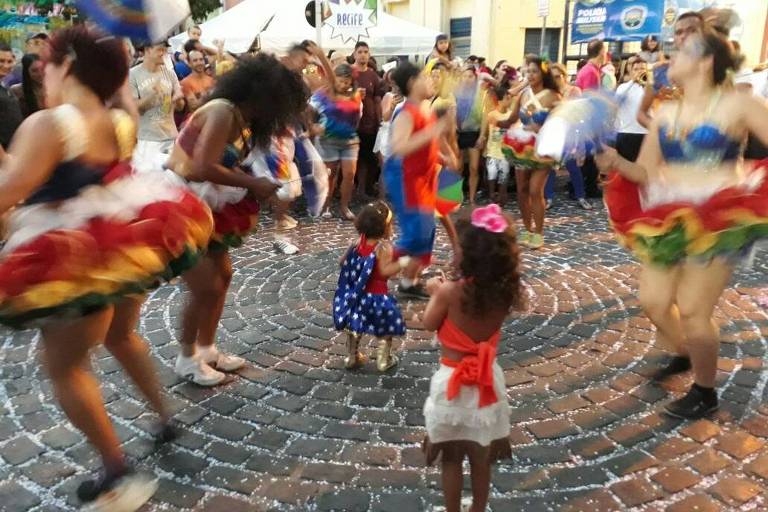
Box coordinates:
[615,81,648,135]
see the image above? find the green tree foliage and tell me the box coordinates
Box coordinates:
[189,0,221,23]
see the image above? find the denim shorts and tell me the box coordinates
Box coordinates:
[318,137,360,162]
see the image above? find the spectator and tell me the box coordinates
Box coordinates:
[0,44,22,150]
[328,49,347,67]
[575,40,607,91]
[187,25,202,41]
[10,54,44,117]
[601,54,618,91]
[351,41,384,197]
[175,39,202,80]
[428,34,454,67]
[2,32,48,87]
[180,50,215,115]
[574,40,607,198]
[638,35,661,65]
[614,57,648,162]
[478,57,492,75]
[492,60,517,86]
[129,41,184,172]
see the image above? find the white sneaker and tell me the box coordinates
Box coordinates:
[174,355,226,386]
[201,350,246,372]
[81,472,158,512]
[578,198,593,210]
[321,209,333,219]
[274,239,299,255]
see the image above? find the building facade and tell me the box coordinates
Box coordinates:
[384,0,768,67]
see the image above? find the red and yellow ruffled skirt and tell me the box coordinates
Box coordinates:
[0,164,213,328]
[605,159,768,266]
[502,126,554,170]
[182,180,260,251]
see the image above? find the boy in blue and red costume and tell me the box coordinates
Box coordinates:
[384,62,458,300]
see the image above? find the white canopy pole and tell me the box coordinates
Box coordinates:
[315,0,323,47]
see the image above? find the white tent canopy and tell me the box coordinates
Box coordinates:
[170,0,440,55]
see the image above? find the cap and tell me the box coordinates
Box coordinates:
[436,34,448,42]
[26,32,49,42]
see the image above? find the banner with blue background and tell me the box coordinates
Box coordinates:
[572,0,665,43]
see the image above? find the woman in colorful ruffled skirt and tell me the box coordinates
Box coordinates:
[0,27,213,509]
[597,28,768,419]
[503,57,561,249]
[165,54,307,386]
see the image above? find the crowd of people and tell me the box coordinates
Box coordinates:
[1,8,768,512]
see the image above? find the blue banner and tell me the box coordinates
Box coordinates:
[572,0,665,43]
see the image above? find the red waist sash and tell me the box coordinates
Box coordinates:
[438,318,500,408]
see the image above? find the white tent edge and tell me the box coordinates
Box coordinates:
[170,0,440,56]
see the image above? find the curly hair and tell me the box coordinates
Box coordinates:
[209,53,308,148]
[456,214,524,316]
[355,201,392,239]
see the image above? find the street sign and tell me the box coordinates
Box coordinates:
[538,0,550,17]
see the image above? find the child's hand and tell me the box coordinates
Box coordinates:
[397,256,411,269]
[425,276,444,296]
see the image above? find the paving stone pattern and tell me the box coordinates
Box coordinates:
[3,202,768,511]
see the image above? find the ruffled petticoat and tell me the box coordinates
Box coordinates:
[0,165,213,328]
[166,172,261,251]
[605,159,768,266]
[502,126,554,170]
[422,361,511,465]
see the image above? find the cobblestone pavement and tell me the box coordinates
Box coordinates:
[3,198,768,512]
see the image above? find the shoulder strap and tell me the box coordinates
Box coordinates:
[50,104,88,162]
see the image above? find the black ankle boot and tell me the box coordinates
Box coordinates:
[664,384,718,419]
[651,356,691,381]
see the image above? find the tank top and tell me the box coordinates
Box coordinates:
[395,101,440,209]
[486,111,512,159]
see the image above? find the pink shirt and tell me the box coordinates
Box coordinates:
[575,61,601,91]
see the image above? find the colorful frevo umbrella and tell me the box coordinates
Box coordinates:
[436,168,463,216]
[75,0,190,42]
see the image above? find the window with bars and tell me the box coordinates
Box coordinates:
[524,28,561,62]
[450,17,472,59]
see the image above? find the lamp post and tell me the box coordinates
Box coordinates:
[561,0,570,63]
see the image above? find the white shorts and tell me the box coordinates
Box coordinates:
[486,157,510,182]
[132,139,174,174]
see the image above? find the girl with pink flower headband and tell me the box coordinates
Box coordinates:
[421,204,524,512]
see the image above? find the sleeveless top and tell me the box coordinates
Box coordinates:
[394,101,440,208]
[25,105,135,205]
[309,89,363,140]
[657,92,741,166]
[519,89,551,127]
[486,111,512,159]
[356,237,388,294]
[175,98,247,173]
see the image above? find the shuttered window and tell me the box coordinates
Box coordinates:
[524,28,561,62]
[450,17,472,58]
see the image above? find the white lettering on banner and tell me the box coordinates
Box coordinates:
[326,0,376,44]
[575,6,607,24]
